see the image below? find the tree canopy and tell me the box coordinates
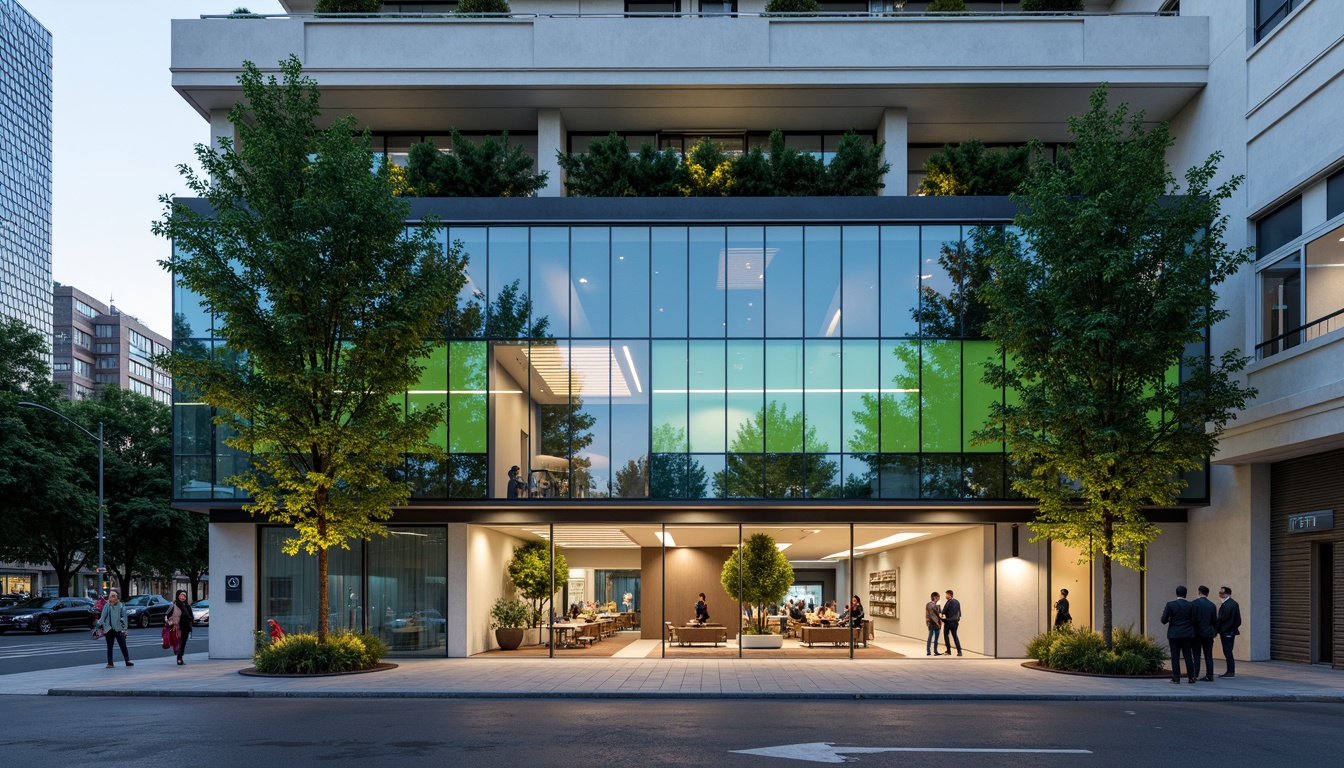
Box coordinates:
[152,56,464,642]
[917,139,1031,197]
[974,86,1256,646]
[721,532,795,634]
[507,539,569,627]
[401,130,548,198]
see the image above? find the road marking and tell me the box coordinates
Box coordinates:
[731,742,1092,764]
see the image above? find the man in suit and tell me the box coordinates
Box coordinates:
[941,589,962,656]
[1191,585,1219,681]
[1161,585,1197,684]
[1216,585,1242,678]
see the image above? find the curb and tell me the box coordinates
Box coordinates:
[45,688,1344,703]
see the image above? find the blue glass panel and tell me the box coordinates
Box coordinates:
[651,227,688,338]
[611,227,650,338]
[571,227,610,338]
[805,226,842,337]
[920,226,962,338]
[486,227,529,338]
[688,227,726,338]
[842,226,880,337]
[530,227,569,338]
[726,226,765,337]
[688,340,725,453]
[727,339,764,452]
[766,226,803,338]
[611,339,650,498]
[651,340,688,452]
[449,226,487,337]
[881,226,919,337]
[804,339,841,452]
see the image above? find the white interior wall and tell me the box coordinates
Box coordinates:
[466,525,527,655]
[489,360,530,498]
[1052,540,1093,626]
[856,527,988,654]
[1144,521,1187,637]
[994,523,1047,658]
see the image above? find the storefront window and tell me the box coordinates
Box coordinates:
[369,526,447,656]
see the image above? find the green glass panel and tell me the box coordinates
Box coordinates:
[727,340,764,452]
[921,340,961,453]
[449,341,487,453]
[688,340,725,453]
[765,340,803,452]
[804,339,841,453]
[651,340,687,452]
[409,345,447,450]
[843,339,880,453]
[880,340,919,453]
[1003,351,1024,454]
[963,340,1001,453]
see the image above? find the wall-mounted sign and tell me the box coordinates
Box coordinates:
[225,574,244,603]
[1287,510,1334,534]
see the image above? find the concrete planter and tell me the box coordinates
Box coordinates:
[740,633,784,649]
[495,627,526,651]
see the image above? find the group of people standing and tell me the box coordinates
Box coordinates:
[94,589,195,668]
[1160,585,1242,684]
[923,590,963,656]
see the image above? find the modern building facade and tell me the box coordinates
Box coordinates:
[0,0,52,346]
[51,284,172,403]
[169,1,1344,666]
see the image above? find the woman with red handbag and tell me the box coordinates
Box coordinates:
[165,590,193,665]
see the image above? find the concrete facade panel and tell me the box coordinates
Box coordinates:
[207,523,257,659]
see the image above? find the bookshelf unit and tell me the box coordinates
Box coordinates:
[868,569,899,619]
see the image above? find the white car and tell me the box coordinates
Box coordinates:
[191,599,209,626]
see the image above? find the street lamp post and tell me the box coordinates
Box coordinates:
[18,401,104,596]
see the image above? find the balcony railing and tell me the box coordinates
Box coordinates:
[202,10,1179,21]
[1256,306,1344,360]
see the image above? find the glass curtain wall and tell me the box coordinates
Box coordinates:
[259,528,361,637]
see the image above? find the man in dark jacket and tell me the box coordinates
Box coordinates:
[941,589,962,656]
[1161,585,1197,684]
[1190,586,1219,681]
[1216,586,1242,678]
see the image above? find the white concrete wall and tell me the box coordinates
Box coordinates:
[489,359,531,498]
[993,523,1048,658]
[465,525,528,656]
[207,522,256,659]
[856,527,988,655]
[1144,521,1186,638]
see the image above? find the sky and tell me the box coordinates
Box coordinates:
[25,0,286,336]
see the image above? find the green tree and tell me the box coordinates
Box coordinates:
[456,0,510,14]
[713,402,838,498]
[506,539,569,627]
[152,56,464,643]
[1021,0,1084,11]
[403,130,548,197]
[66,387,181,600]
[0,319,95,597]
[558,133,684,197]
[976,86,1256,648]
[720,532,795,634]
[918,140,1032,197]
[926,0,967,12]
[612,456,649,498]
[681,138,734,196]
[649,425,709,498]
[730,129,824,197]
[820,130,890,196]
[763,0,821,13]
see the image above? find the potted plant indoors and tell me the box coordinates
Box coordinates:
[490,597,531,651]
[721,532,795,649]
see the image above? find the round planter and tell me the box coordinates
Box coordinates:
[495,627,526,651]
[740,633,784,649]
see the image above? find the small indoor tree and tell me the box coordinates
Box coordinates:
[507,539,570,627]
[720,532,795,634]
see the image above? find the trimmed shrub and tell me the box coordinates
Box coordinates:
[229,7,262,17]
[253,631,387,674]
[729,129,824,196]
[763,0,822,14]
[1026,624,1166,675]
[926,0,967,12]
[918,139,1032,196]
[402,130,548,197]
[314,0,383,13]
[457,0,511,14]
[820,130,890,195]
[1021,0,1084,11]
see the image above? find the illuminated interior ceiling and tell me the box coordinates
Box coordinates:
[716,247,776,289]
[524,345,633,399]
[484,524,972,561]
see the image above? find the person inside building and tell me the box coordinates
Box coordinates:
[1054,588,1072,628]
[694,592,710,624]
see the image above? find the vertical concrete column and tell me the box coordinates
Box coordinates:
[877,107,908,196]
[209,108,236,155]
[208,522,257,659]
[446,523,469,658]
[1144,522,1187,638]
[995,523,1046,658]
[537,108,567,198]
[1247,463,1271,661]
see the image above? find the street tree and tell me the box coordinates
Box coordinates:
[66,387,179,598]
[0,319,95,596]
[975,86,1256,647]
[152,56,465,642]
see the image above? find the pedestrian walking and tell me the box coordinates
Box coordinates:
[166,590,194,665]
[99,590,133,668]
[1053,588,1072,628]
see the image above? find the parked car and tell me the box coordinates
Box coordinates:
[123,594,172,628]
[0,597,98,634]
[191,599,209,626]
[0,594,24,608]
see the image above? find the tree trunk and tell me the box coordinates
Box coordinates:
[51,565,73,597]
[317,540,329,645]
[1102,513,1114,650]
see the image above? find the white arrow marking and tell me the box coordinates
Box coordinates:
[731,742,1092,764]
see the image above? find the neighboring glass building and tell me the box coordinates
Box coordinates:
[0,0,52,346]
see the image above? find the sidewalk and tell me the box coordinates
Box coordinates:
[4,654,1343,701]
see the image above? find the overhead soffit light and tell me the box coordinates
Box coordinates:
[524,346,632,398]
[528,527,637,549]
[654,531,677,547]
[821,532,929,561]
[716,247,778,290]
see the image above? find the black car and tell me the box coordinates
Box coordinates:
[0,597,98,635]
[123,594,172,628]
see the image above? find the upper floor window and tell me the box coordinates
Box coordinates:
[626,2,681,14]
[1257,220,1344,358]
[73,299,98,319]
[1257,195,1301,259]
[1328,167,1344,221]
[95,324,118,338]
[1256,0,1301,43]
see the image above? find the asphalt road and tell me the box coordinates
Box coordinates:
[0,698,1337,767]
[0,625,209,674]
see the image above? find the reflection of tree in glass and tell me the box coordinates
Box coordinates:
[649,425,708,499]
[714,402,837,498]
[612,457,649,498]
[911,232,995,339]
